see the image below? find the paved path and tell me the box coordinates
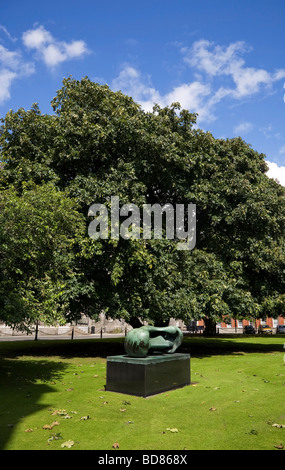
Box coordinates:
[0,333,125,342]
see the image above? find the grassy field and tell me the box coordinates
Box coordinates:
[0,335,284,450]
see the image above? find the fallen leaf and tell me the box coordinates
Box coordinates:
[42,421,60,430]
[61,440,74,448]
[274,444,284,449]
[166,427,179,433]
[51,409,67,416]
[47,433,62,442]
[43,424,53,430]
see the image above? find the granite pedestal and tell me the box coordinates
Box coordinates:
[106,353,190,397]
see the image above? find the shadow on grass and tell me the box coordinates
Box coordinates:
[0,334,283,360]
[0,337,126,359]
[0,335,284,449]
[0,338,126,449]
[0,357,68,450]
[180,335,285,358]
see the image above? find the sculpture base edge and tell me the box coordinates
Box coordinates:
[106,353,190,397]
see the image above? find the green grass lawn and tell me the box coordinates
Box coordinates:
[0,335,284,450]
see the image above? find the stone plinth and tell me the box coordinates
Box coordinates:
[106,353,190,397]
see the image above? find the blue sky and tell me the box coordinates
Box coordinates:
[1,0,285,184]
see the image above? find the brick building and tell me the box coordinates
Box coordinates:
[193,315,285,333]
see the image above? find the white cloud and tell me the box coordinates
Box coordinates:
[266,161,285,186]
[22,25,53,49]
[112,64,213,121]
[0,44,34,104]
[22,25,88,68]
[182,39,285,104]
[0,69,17,102]
[112,39,285,124]
[234,121,253,135]
[274,70,285,81]
[231,67,271,99]
[42,44,66,67]
[0,24,17,42]
[0,45,22,71]
[183,39,248,77]
[260,124,273,139]
[0,25,89,106]
[65,40,87,58]
[112,65,161,112]
[165,81,213,121]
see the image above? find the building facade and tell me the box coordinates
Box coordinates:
[0,313,284,337]
[193,315,285,333]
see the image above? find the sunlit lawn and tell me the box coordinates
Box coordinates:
[0,336,284,450]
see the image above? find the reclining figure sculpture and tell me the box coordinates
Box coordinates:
[124,325,183,358]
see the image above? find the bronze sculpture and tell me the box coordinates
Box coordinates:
[124,325,183,357]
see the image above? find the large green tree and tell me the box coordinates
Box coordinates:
[0,182,86,329]
[1,77,285,332]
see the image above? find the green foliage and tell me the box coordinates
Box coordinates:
[0,182,86,329]
[0,76,285,329]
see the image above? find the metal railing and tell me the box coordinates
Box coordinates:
[0,325,128,340]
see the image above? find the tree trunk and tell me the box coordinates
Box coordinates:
[153,319,169,327]
[128,316,143,329]
[203,317,217,336]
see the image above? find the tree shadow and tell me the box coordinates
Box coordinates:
[0,338,126,360]
[0,356,68,450]
[0,338,125,449]
[1,335,283,448]
[1,335,283,361]
[180,335,285,358]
